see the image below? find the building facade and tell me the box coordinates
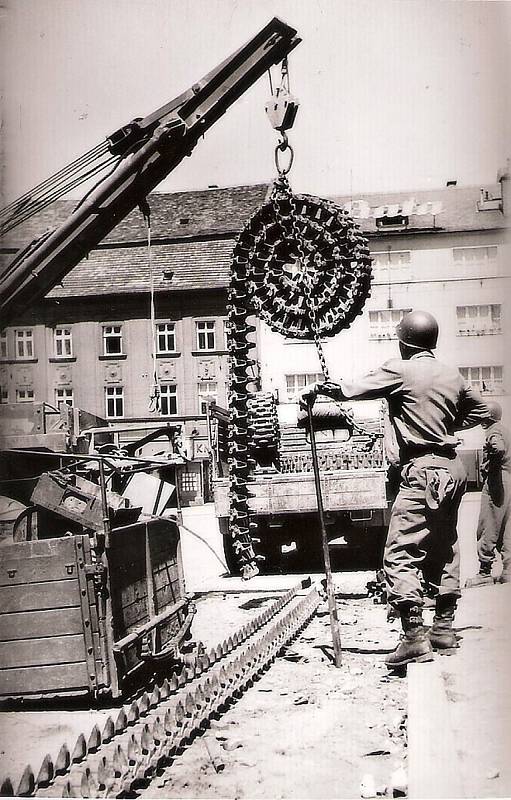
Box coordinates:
[1,175,509,501]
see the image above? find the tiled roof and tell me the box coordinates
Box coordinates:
[48,238,236,297]
[330,184,506,234]
[1,181,506,301]
[0,184,272,251]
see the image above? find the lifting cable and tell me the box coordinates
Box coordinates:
[140,199,161,414]
[0,141,109,218]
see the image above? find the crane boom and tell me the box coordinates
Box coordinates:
[0,17,300,325]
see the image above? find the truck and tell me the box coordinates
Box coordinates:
[208,393,390,572]
[0,18,301,701]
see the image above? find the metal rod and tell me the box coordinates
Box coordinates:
[307,399,342,667]
[98,457,119,697]
[145,522,158,655]
[0,447,180,467]
[112,598,188,652]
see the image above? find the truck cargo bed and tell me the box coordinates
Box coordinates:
[214,468,387,517]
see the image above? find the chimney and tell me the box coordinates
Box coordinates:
[497,159,510,216]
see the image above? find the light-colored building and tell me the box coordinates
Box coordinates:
[260,175,510,478]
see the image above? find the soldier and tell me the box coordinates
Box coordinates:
[466,401,510,586]
[301,310,490,668]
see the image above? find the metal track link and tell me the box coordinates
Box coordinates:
[1,584,319,798]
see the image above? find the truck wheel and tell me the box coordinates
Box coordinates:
[293,530,323,567]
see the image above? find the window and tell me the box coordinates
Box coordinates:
[369,308,411,339]
[102,325,123,355]
[160,384,178,415]
[15,329,34,360]
[179,470,199,492]
[453,246,498,265]
[16,388,34,403]
[0,388,8,404]
[459,366,503,394]
[198,381,218,414]
[55,387,74,409]
[456,305,501,336]
[196,321,216,351]
[105,386,124,418]
[223,319,229,349]
[0,331,7,359]
[54,327,73,357]
[371,251,411,272]
[376,215,408,230]
[156,323,176,354]
[285,372,324,401]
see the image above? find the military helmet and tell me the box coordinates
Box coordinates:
[395,310,439,350]
[485,400,502,422]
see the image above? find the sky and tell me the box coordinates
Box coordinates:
[1,0,510,205]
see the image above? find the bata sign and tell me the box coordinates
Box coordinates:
[342,198,444,219]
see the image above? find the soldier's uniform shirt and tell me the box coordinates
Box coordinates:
[324,351,489,605]
[476,421,511,576]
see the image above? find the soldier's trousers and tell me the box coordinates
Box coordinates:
[476,473,511,575]
[384,453,467,607]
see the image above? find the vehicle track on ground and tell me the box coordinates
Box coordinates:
[2,584,319,798]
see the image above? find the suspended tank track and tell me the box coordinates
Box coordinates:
[226,176,373,577]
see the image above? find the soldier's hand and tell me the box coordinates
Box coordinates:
[299,382,322,409]
[299,381,341,409]
[300,383,320,406]
[321,380,342,397]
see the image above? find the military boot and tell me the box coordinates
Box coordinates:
[428,594,459,652]
[465,562,494,588]
[385,604,434,669]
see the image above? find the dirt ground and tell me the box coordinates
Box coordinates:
[141,589,408,800]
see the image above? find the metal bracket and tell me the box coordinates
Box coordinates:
[265,85,299,132]
[265,57,299,133]
[84,562,107,591]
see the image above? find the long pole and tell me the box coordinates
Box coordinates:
[98,457,119,697]
[307,399,342,667]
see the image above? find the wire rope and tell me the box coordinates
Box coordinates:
[0,142,109,218]
[0,153,119,235]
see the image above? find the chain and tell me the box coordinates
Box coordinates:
[275,133,294,177]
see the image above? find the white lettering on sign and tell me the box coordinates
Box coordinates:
[343,198,444,219]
